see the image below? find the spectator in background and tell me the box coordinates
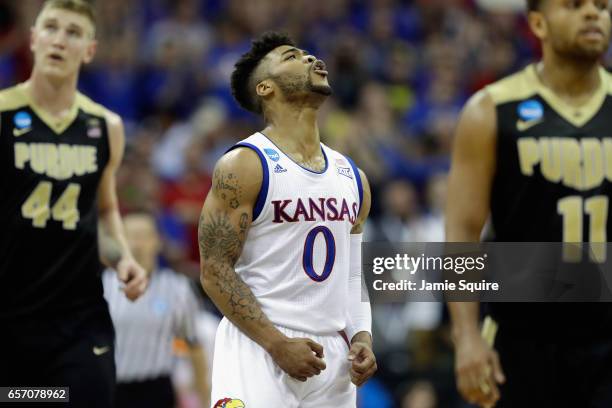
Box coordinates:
[370,179,420,242]
[0,1,22,88]
[146,0,211,68]
[152,98,228,181]
[411,172,447,242]
[115,128,161,215]
[160,144,212,269]
[78,0,140,122]
[369,179,443,377]
[103,213,210,408]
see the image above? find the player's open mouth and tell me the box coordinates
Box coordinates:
[312,60,328,77]
[48,53,65,62]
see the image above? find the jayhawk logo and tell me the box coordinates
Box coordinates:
[214,398,245,408]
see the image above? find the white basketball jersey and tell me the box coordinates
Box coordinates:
[228,132,363,334]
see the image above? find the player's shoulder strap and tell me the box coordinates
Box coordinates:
[0,84,29,113]
[602,67,612,96]
[321,143,364,214]
[0,86,109,116]
[76,91,108,118]
[485,64,538,106]
[224,133,270,223]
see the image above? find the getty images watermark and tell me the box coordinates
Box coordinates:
[361,243,612,302]
[371,252,498,293]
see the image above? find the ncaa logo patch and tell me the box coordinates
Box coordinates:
[264,148,280,162]
[517,100,543,122]
[14,111,32,129]
[214,398,245,408]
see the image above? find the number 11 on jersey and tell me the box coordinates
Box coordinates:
[557,195,608,262]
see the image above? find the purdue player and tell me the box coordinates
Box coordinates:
[447,0,612,407]
[198,32,376,406]
[0,1,147,406]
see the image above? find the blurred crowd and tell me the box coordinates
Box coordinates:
[2,0,610,406]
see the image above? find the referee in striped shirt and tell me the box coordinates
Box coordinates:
[103,212,210,408]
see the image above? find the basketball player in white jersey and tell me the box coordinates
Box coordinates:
[198,32,376,407]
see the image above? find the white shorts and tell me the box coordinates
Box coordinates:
[210,318,356,408]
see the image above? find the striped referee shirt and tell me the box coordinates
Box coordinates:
[103,267,201,382]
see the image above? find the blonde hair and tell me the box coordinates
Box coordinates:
[39,0,96,29]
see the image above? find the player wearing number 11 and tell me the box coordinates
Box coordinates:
[198,32,376,406]
[0,1,147,406]
[447,1,612,407]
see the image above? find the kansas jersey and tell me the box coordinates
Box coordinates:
[0,84,110,320]
[485,65,612,337]
[228,132,363,335]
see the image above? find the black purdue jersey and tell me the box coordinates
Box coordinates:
[0,84,110,320]
[486,65,612,339]
[489,64,612,241]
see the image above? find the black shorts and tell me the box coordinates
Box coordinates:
[0,304,116,408]
[116,376,175,408]
[495,326,612,408]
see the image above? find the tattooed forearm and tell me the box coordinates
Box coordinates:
[207,261,264,322]
[198,210,264,322]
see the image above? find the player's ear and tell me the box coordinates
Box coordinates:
[528,11,547,41]
[82,39,97,64]
[256,80,273,97]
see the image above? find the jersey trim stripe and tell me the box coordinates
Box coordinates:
[227,142,269,222]
[346,156,363,213]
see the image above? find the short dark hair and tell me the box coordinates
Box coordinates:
[230,31,295,115]
[527,0,543,11]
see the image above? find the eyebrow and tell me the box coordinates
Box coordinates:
[41,18,84,31]
[67,23,83,32]
[281,47,304,56]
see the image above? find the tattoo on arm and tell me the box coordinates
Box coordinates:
[214,169,242,209]
[198,168,263,322]
[198,211,263,322]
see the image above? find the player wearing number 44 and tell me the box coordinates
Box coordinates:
[198,32,376,407]
[0,1,147,407]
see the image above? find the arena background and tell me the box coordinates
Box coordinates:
[2,0,612,406]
